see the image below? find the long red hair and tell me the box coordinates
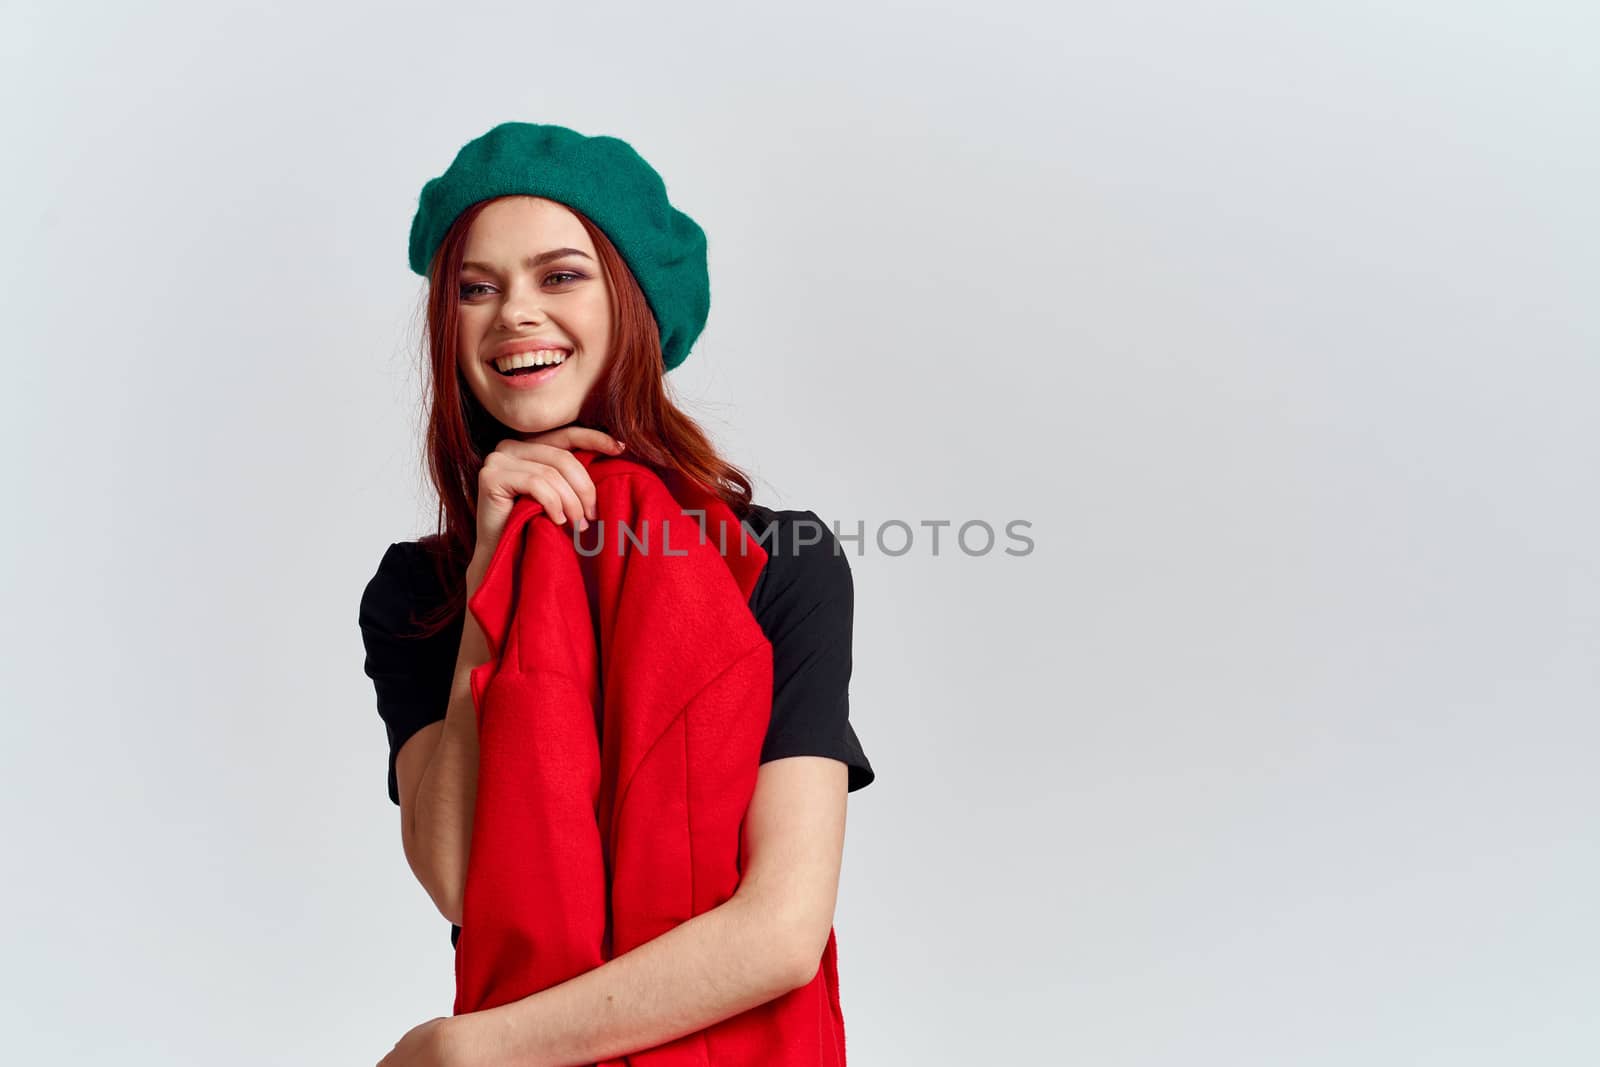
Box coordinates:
[408,196,755,637]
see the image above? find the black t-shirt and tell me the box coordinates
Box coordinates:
[360,504,875,828]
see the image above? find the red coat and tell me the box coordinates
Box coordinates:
[454,448,847,1065]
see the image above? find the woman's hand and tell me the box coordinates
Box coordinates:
[375,1015,467,1067]
[474,425,626,570]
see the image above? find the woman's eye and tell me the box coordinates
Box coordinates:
[460,272,583,300]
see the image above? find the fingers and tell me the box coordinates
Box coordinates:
[520,465,588,529]
[490,445,594,524]
[515,425,626,455]
[571,426,627,454]
[483,426,630,530]
[482,451,584,528]
[541,448,600,521]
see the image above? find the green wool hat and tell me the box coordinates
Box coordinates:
[408,122,710,372]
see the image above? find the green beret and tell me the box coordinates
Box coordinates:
[408,122,710,372]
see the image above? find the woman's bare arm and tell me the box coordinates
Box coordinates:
[450,756,848,1067]
[396,553,492,924]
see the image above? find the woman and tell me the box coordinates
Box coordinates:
[360,122,875,1066]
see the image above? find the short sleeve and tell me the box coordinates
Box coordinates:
[751,510,876,792]
[358,542,460,805]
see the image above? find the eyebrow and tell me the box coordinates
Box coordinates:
[461,248,594,273]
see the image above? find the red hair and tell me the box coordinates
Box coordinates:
[408,197,756,637]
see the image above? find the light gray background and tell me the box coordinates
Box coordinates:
[3,1,1595,1063]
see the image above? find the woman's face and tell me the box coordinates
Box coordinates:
[455,196,614,435]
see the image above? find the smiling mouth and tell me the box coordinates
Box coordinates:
[492,349,571,376]
[489,351,571,390]
[496,362,557,378]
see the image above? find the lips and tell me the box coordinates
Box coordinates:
[490,347,571,375]
[491,351,569,389]
[490,340,572,361]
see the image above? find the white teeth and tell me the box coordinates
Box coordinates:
[493,349,569,373]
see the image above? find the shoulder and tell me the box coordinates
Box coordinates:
[742,505,853,616]
[358,537,452,641]
[743,505,874,792]
[359,541,421,635]
[357,538,460,807]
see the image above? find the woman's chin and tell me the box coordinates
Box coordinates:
[495,404,578,438]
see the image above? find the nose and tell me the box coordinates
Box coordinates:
[497,278,548,330]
